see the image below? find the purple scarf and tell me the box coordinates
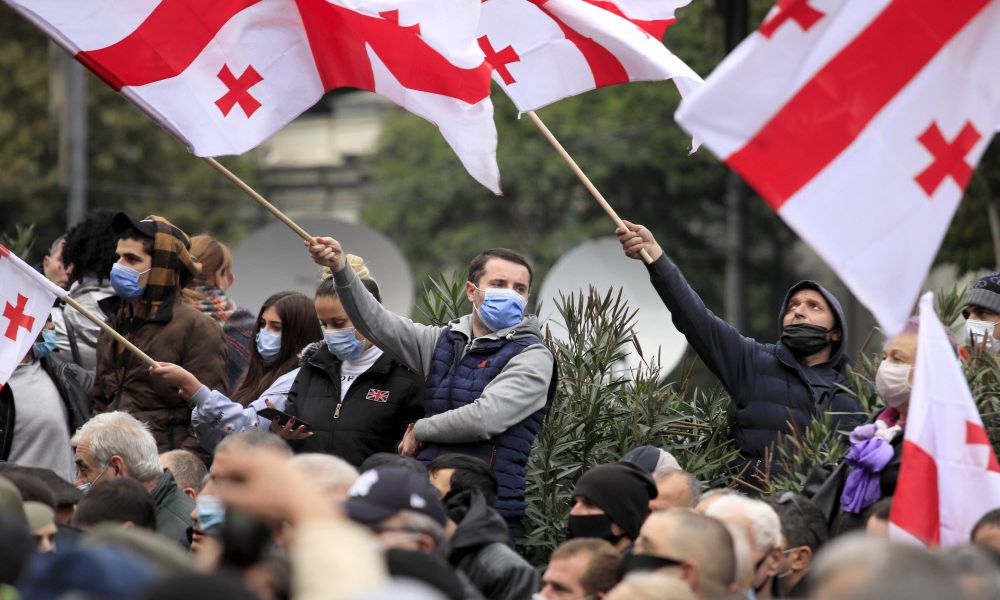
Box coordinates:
[839,409,903,514]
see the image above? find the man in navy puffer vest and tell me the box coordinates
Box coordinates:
[306,237,555,534]
[618,221,865,486]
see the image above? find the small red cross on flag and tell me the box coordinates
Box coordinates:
[478,35,519,85]
[366,388,390,403]
[914,121,981,197]
[759,0,825,39]
[215,64,264,118]
[0,244,67,386]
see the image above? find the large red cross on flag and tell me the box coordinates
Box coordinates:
[477,0,703,113]
[0,245,66,386]
[675,0,1000,336]
[4,0,501,193]
[889,293,1000,547]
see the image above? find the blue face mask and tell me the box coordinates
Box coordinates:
[256,329,282,359]
[33,329,57,360]
[196,495,226,536]
[474,286,526,332]
[324,327,365,361]
[110,263,149,301]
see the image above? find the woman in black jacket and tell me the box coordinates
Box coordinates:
[274,255,424,467]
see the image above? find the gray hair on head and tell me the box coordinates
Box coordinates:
[656,467,703,507]
[291,453,359,493]
[71,412,163,483]
[215,431,292,457]
[706,494,782,554]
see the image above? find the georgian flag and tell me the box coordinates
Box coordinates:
[889,293,1000,547]
[675,0,1000,336]
[4,0,501,193]
[477,0,703,113]
[0,245,66,386]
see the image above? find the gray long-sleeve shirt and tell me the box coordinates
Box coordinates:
[332,265,554,444]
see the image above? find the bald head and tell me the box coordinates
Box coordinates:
[635,509,736,599]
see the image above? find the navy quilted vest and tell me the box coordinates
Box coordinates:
[418,328,551,520]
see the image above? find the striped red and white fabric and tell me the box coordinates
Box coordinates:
[889,293,1000,547]
[0,245,66,386]
[4,0,501,193]
[477,0,703,113]
[676,0,1000,335]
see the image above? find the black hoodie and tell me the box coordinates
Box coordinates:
[645,255,866,477]
[446,490,538,600]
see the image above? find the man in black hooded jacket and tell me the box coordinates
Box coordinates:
[618,221,865,481]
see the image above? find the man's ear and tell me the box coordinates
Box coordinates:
[680,560,700,591]
[182,487,197,501]
[829,329,843,343]
[465,281,477,305]
[109,455,127,478]
[788,546,812,572]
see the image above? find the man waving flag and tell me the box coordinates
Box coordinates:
[890,292,1000,547]
[0,245,66,386]
[4,0,501,193]
[676,0,1000,336]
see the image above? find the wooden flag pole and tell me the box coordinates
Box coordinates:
[202,157,316,244]
[62,296,159,369]
[526,111,654,265]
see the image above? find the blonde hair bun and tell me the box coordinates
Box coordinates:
[346,254,371,280]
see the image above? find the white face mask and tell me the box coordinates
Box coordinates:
[966,319,997,352]
[875,360,913,407]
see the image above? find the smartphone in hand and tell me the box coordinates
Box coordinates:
[258,407,311,430]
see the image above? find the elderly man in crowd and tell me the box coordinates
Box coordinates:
[704,494,784,598]
[72,411,194,546]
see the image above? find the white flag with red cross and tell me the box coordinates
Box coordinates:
[675,0,1000,336]
[476,0,703,113]
[3,0,501,193]
[889,292,1000,547]
[0,245,66,387]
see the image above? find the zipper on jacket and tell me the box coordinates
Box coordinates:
[488,444,497,468]
[333,401,343,419]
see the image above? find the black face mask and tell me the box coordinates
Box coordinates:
[780,323,832,357]
[567,514,623,545]
[623,553,683,575]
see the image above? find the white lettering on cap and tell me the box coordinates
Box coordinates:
[349,470,379,498]
[410,493,427,509]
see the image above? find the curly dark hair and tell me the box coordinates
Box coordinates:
[62,208,119,285]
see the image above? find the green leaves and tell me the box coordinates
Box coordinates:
[515,284,738,565]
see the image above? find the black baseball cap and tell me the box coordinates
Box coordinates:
[345,466,447,527]
[111,212,156,239]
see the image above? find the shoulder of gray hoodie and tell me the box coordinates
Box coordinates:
[333,265,554,443]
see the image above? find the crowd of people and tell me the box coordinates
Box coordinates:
[2,208,1000,599]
